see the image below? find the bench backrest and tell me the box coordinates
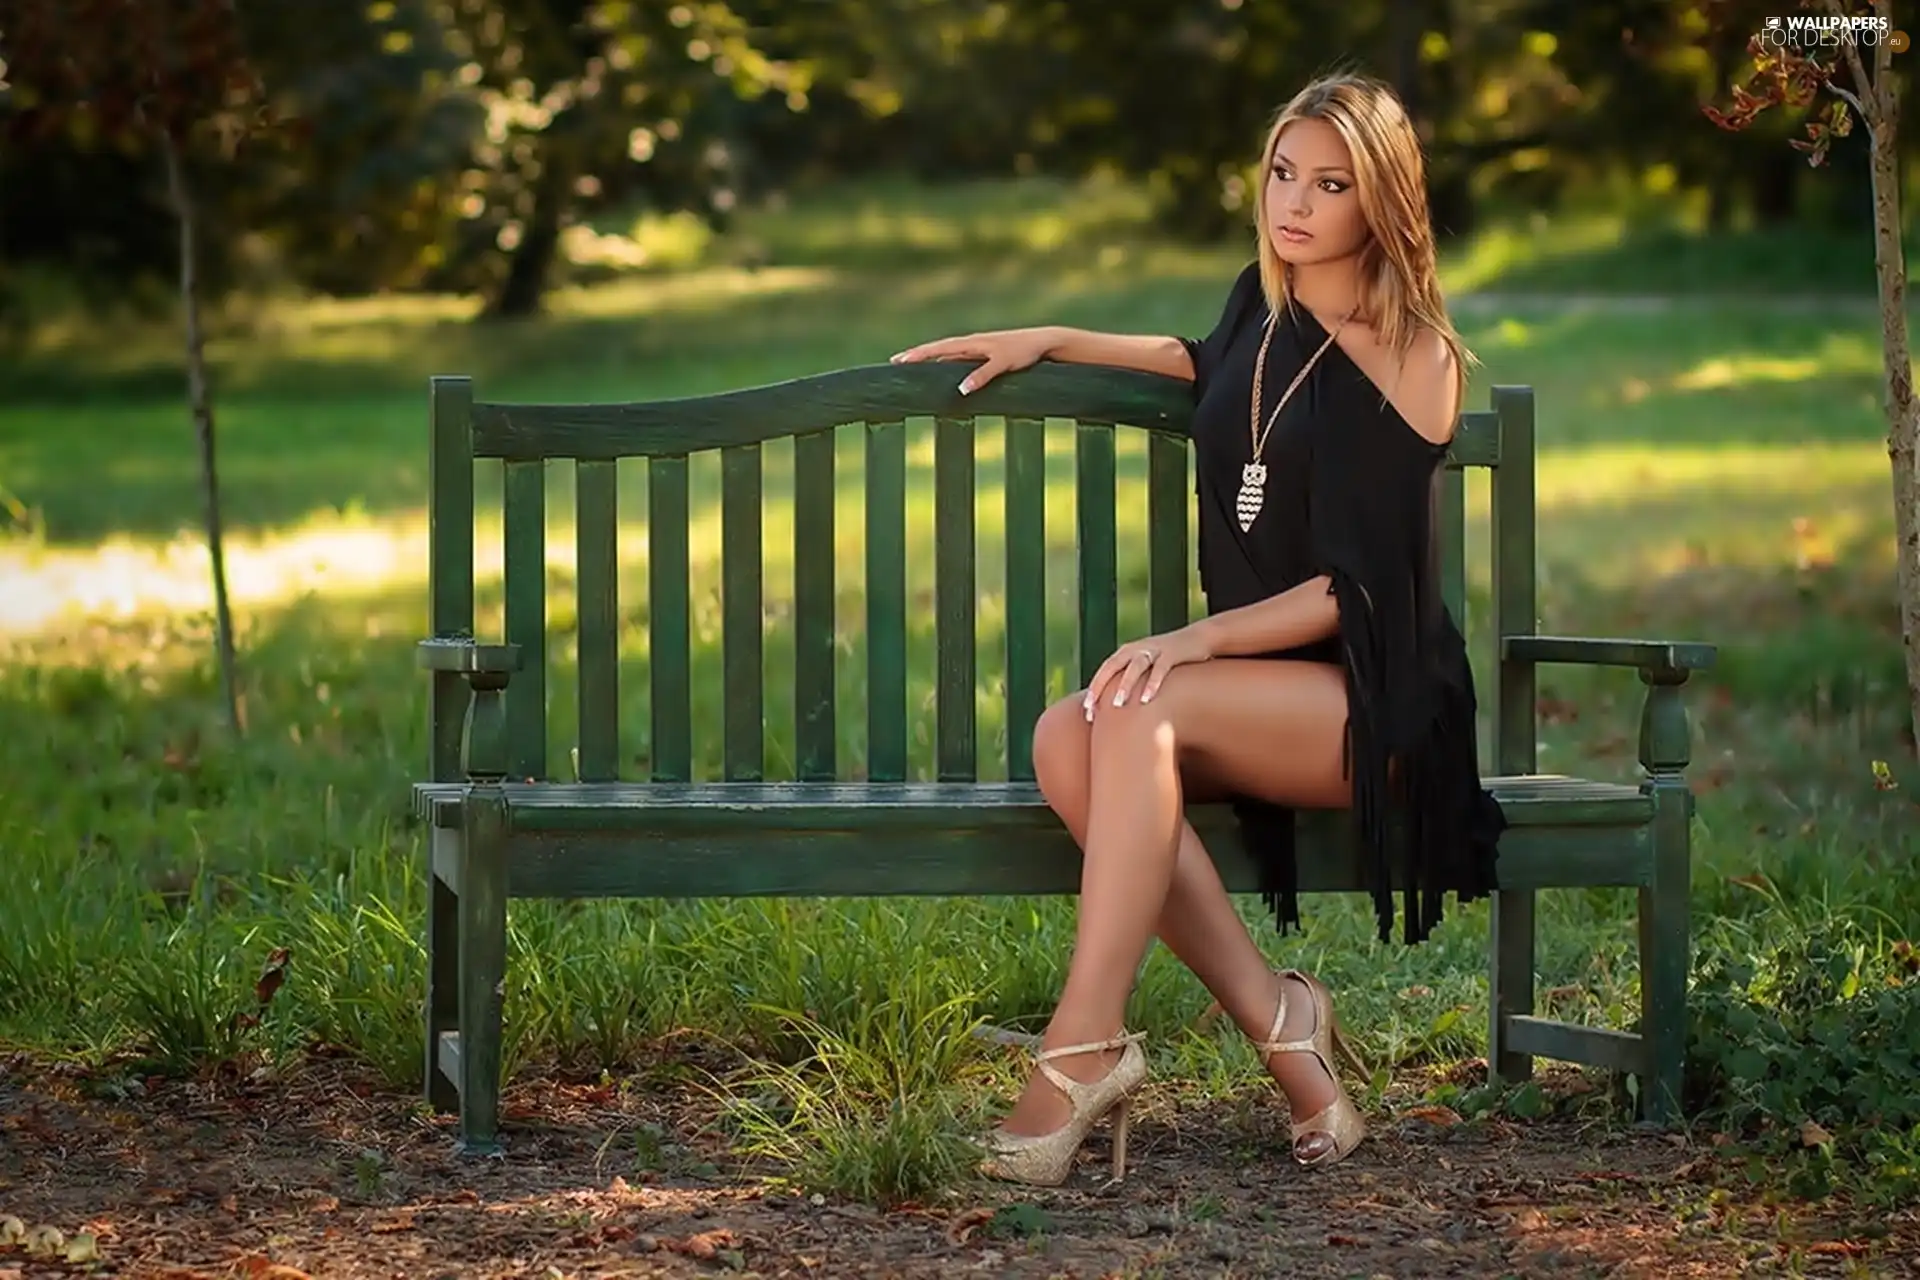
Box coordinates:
[424,364,1538,787]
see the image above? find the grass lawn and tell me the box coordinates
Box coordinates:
[1,176,1917,1272]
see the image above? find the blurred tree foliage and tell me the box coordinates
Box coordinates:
[0,0,1910,319]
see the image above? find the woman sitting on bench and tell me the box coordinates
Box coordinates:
[891,71,1507,1187]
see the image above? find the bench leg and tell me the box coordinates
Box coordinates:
[457,790,510,1155]
[1488,888,1536,1089]
[1637,781,1691,1126]
[424,827,460,1114]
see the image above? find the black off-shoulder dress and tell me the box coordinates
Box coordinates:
[1175,261,1507,945]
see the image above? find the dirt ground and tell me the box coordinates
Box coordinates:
[2,1049,1914,1280]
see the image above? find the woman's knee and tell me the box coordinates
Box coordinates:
[1030,693,1090,802]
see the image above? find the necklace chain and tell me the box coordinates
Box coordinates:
[1235,302,1354,534]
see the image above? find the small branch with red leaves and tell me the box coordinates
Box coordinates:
[1701,0,1893,163]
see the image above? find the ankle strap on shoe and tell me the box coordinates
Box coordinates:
[1034,1029,1146,1064]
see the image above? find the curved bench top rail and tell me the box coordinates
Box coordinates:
[461,362,1189,460]
[446,364,1501,468]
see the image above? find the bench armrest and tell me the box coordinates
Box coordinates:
[1503,634,1716,785]
[1503,635,1716,678]
[418,638,520,781]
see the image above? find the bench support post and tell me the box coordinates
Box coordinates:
[451,666,513,1154]
[456,786,509,1155]
[1636,668,1694,1125]
[1487,384,1538,1093]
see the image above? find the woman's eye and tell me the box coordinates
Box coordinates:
[1320,179,1349,193]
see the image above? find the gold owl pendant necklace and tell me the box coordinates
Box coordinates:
[1238,301,1355,533]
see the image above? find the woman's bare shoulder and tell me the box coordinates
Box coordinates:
[1342,322,1458,447]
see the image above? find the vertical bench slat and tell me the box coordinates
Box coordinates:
[1147,432,1189,636]
[574,459,619,781]
[865,421,908,781]
[503,459,547,780]
[793,429,837,781]
[1439,462,1467,631]
[1004,417,1047,781]
[1075,423,1117,686]
[935,415,977,781]
[722,443,765,782]
[648,456,693,782]
[427,377,475,783]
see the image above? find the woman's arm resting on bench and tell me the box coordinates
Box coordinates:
[891,325,1193,394]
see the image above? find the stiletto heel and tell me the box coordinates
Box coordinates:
[1331,1018,1370,1081]
[1251,969,1367,1167]
[978,1030,1149,1187]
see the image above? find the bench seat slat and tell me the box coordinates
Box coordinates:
[414,776,1653,896]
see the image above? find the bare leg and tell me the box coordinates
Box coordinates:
[1005,659,1353,1157]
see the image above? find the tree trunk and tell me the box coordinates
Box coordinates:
[1865,90,1920,756]
[486,149,572,320]
[162,129,243,736]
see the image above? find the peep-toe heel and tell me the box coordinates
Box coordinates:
[1252,969,1368,1166]
[978,1030,1149,1186]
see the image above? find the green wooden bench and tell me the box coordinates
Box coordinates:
[412,363,1716,1155]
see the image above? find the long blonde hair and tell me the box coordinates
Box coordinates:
[1252,72,1475,412]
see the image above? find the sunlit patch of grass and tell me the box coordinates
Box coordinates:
[1441,210,1639,295]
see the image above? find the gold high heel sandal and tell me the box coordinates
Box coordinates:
[978,1030,1149,1187]
[1253,970,1369,1166]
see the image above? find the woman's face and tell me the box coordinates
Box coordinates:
[1263,117,1368,266]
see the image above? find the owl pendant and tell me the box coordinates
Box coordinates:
[1235,462,1267,533]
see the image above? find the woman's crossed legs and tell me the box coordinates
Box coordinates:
[1012,656,1357,1161]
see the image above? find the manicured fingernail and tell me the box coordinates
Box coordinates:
[958,380,972,395]
[1113,690,1125,707]
[1141,690,1152,703]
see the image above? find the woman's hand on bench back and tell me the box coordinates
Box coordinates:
[890,327,1060,395]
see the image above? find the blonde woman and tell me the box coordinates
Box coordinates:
[892,72,1507,1185]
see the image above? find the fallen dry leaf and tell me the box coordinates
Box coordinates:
[232,1255,312,1280]
[1799,1120,1834,1148]
[255,948,292,1007]
[664,1229,737,1261]
[1401,1105,1463,1128]
[370,1212,414,1233]
[1502,1207,1549,1232]
[945,1207,995,1246]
